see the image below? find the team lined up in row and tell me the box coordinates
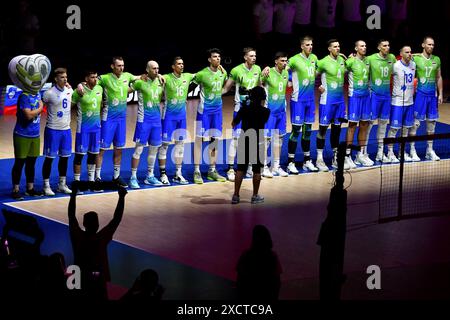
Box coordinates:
[10,36,443,198]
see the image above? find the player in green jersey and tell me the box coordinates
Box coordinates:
[128,60,165,188]
[261,52,289,178]
[72,69,103,193]
[158,57,195,185]
[286,35,319,174]
[192,48,228,184]
[315,39,347,172]
[222,47,262,181]
[366,40,397,163]
[344,40,373,168]
[412,36,444,161]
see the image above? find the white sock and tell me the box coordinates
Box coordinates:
[131,168,137,179]
[273,159,280,168]
[317,149,323,160]
[59,176,66,186]
[74,174,81,181]
[95,168,101,180]
[194,165,200,172]
[44,179,50,188]
[87,165,95,182]
[147,146,158,176]
[113,165,120,179]
[176,165,182,176]
[209,165,215,172]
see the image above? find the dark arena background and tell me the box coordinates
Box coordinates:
[0,0,449,315]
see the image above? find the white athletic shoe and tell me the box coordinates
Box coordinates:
[344,156,357,169]
[302,160,318,172]
[57,184,72,194]
[364,153,375,166]
[227,168,235,182]
[287,162,299,174]
[355,153,373,167]
[376,151,390,163]
[245,165,253,178]
[387,151,399,163]
[399,152,413,162]
[409,149,421,162]
[272,166,288,177]
[425,149,440,161]
[43,186,55,196]
[160,173,171,186]
[316,158,329,172]
[262,166,273,178]
[173,174,189,185]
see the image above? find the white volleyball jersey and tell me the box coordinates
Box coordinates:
[391,60,416,107]
[43,85,73,130]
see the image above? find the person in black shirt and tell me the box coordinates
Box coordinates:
[231,86,270,204]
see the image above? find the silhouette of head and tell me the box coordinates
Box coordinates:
[251,224,273,250]
[83,211,99,233]
[139,269,159,292]
[248,86,267,105]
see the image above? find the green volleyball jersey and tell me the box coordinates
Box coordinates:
[98,72,135,120]
[163,73,195,118]
[346,56,370,97]
[317,55,346,104]
[413,54,441,95]
[72,84,103,133]
[131,78,163,122]
[229,63,261,111]
[288,53,318,101]
[367,53,396,97]
[193,67,227,114]
[262,67,288,113]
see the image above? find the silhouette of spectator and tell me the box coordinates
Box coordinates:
[12,0,40,54]
[315,0,338,44]
[340,0,363,47]
[252,0,274,64]
[293,0,313,39]
[231,86,270,204]
[388,0,409,41]
[37,252,70,299]
[121,268,164,302]
[68,181,127,300]
[236,225,282,301]
[273,0,296,51]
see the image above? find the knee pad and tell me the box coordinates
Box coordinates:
[148,145,159,156]
[302,123,312,140]
[158,143,169,160]
[388,127,398,138]
[174,141,184,158]
[317,126,327,140]
[426,120,436,133]
[87,152,96,164]
[74,153,84,166]
[209,137,218,150]
[289,125,301,142]
[401,127,409,137]
[132,145,144,159]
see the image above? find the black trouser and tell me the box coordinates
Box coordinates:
[236,133,264,174]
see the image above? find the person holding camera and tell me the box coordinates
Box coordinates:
[68,180,127,300]
[231,86,270,204]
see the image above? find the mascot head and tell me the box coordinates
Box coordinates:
[8,54,51,94]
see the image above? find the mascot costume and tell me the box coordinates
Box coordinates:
[9,54,51,199]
